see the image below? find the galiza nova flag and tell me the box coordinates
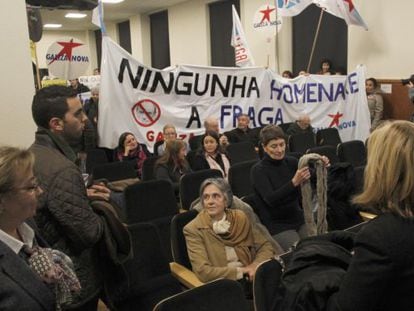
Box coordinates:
[276,0,313,17]
[313,0,368,30]
[231,5,255,67]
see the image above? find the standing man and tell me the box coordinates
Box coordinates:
[30,85,112,310]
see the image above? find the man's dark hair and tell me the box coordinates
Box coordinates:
[32,85,77,128]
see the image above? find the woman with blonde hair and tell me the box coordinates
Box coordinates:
[327,120,414,310]
[0,146,79,310]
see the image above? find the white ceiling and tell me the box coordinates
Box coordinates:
[37,0,189,31]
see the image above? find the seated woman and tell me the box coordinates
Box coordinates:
[0,146,80,310]
[365,77,384,131]
[184,178,275,283]
[154,140,191,194]
[326,121,414,311]
[116,132,151,178]
[251,125,328,251]
[193,131,231,179]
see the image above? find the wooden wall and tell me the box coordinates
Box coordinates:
[378,79,414,121]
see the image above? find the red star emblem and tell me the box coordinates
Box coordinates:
[260,6,276,23]
[48,39,83,65]
[328,112,343,127]
[344,0,354,11]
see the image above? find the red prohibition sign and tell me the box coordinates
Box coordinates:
[131,99,161,127]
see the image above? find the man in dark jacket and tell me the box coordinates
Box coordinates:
[29,85,112,310]
[286,114,314,136]
[226,113,259,146]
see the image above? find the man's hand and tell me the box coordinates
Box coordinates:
[87,183,111,201]
[240,262,258,281]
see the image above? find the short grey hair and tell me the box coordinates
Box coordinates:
[199,178,233,208]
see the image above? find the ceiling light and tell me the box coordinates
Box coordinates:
[65,13,87,19]
[102,0,125,3]
[43,24,62,28]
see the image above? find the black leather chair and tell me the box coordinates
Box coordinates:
[113,223,182,311]
[228,159,258,198]
[307,145,340,164]
[171,210,198,270]
[154,279,249,311]
[189,135,203,151]
[179,169,223,210]
[316,128,341,146]
[226,141,259,165]
[337,140,366,167]
[185,150,197,171]
[141,156,160,181]
[253,258,284,311]
[85,148,109,174]
[92,160,136,182]
[124,180,179,261]
[278,122,294,134]
[288,132,316,154]
[354,165,365,194]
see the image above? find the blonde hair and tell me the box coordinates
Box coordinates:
[353,121,414,218]
[0,146,34,210]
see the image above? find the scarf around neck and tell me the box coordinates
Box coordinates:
[198,209,255,266]
[38,128,78,163]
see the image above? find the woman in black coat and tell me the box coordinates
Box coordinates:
[326,120,414,311]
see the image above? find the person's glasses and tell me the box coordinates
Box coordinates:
[15,178,40,193]
[164,132,177,137]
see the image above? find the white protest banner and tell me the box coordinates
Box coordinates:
[99,36,370,150]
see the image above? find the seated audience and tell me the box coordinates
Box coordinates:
[0,146,80,310]
[193,131,231,179]
[365,77,383,131]
[84,87,99,129]
[190,116,229,151]
[326,120,414,311]
[154,124,178,156]
[286,114,314,136]
[226,113,259,146]
[184,178,275,283]
[251,125,328,251]
[116,132,151,179]
[155,140,191,194]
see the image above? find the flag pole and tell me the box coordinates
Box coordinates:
[33,41,42,89]
[306,8,324,73]
[274,1,280,73]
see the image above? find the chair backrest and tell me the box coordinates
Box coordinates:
[306,145,340,164]
[189,135,203,151]
[228,159,258,198]
[86,148,109,174]
[141,156,160,181]
[226,141,259,165]
[116,223,182,311]
[316,128,342,146]
[354,165,365,194]
[185,150,198,171]
[124,179,178,223]
[288,132,316,154]
[92,160,136,182]
[154,279,249,311]
[337,140,366,167]
[170,209,198,269]
[179,169,223,210]
[253,259,284,311]
[278,122,294,134]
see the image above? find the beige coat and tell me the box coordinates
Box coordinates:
[183,209,275,283]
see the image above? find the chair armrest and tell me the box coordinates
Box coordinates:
[169,262,204,288]
[359,211,377,221]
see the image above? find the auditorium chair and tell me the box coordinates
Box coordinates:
[228,159,258,198]
[316,128,341,146]
[226,141,259,165]
[306,145,340,164]
[337,140,366,167]
[288,132,316,154]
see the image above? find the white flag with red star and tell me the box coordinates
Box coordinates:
[313,0,368,30]
[231,5,255,67]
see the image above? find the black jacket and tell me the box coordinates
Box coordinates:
[327,213,414,311]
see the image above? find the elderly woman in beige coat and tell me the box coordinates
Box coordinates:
[184,178,275,283]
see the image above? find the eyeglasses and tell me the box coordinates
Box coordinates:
[14,178,41,193]
[164,132,177,136]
